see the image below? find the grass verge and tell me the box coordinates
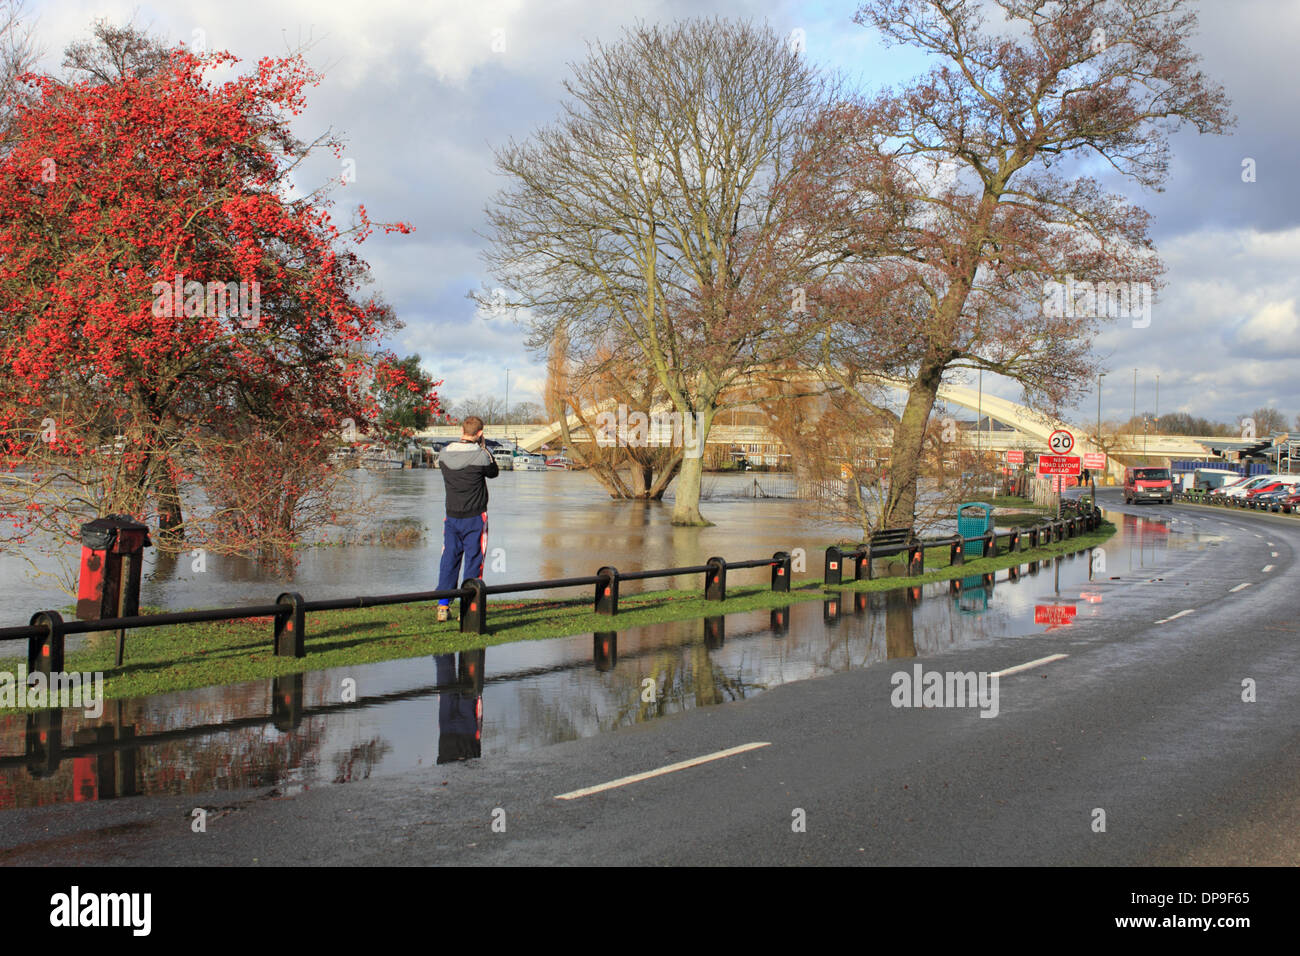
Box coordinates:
[2,521,1114,707]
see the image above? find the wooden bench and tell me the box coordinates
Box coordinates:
[863,527,922,580]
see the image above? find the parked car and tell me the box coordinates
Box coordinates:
[1217,475,1278,502]
[1279,490,1300,514]
[1247,484,1288,509]
[1250,475,1300,508]
[1124,466,1174,505]
[1208,475,1252,498]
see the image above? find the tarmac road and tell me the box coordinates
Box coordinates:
[1,489,1296,866]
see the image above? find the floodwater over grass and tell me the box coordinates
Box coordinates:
[0,508,1207,809]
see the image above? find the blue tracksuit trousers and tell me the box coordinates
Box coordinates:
[438,512,487,606]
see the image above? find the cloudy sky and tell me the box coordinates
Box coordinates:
[23,0,1300,431]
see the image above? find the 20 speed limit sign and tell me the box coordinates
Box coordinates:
[1047,429,1075,455]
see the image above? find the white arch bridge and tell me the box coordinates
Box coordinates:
[418,376,1224,480]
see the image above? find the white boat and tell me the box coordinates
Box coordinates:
[514,454,548,471]
[359,445,406,469]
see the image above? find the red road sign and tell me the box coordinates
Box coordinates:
[1034,605,1077,627]
[1082,452,1107,470]
[1037,454,1081,475]
[1048,429,1075,455]
[1006,449,1025,464]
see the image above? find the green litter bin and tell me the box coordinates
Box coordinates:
[957,502,994,540]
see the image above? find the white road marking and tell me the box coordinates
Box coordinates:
[1262,565,1275,573]
[1229,582,1253,592]
[991,654,1069,679]
[1272,551,1279,557]
[554,742,771,800]
[1268,542,1275,546]
[1255,533,1263,538]
[1155,609,1195,624]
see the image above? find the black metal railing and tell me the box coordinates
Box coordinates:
[1,504,1102,675]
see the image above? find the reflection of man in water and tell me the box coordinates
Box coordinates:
[436,653,483,763]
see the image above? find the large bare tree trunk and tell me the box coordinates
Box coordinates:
[883,358,945,528]
[670,406,716,526]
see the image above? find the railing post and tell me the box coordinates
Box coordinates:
[272,673,305,731]
[705,556,727,601]
[1009,529,1021,552]
[950,535,964,566]
[824,546,843,586]
[459,579,487,634]
[984,530,997,558]
[274,592,306,658]
[704,615,725,647]
[593,632,617,671]
[25,710,61,779]
[855,547,870,581]
[595,566,619,614]
[771,551,791,592]
[27,611,65,680]
[909,540,924,576]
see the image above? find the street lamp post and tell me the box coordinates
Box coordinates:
[1095,372,1105,503]
[976,367,982,469]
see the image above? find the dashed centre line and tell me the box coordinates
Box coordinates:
[1262,565,1275,573]
[554,742,771,800]
[990,654,1069,679]
[1155,609,1195,624]
[1229,582,1253,592]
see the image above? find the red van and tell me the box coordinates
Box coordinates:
[1124,466,1174,505]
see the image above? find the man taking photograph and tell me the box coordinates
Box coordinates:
[436,416,499,622]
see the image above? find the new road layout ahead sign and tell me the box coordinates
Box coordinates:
[1035,605,1078,628]
[1037,454,1081,476]
[1082,452,1107,470]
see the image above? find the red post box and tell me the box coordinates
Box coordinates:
[76,515,152,621]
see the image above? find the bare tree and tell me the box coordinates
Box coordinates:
[544,325,683,498]
[791,0,1233,528]
[481,18,842,525]
[1243,406,1287,438]
[0,0,39,148]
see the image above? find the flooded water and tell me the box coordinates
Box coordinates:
[0,508,1213,809]
[0,471,857,620]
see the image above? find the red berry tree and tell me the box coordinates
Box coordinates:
[0,28,435,575]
